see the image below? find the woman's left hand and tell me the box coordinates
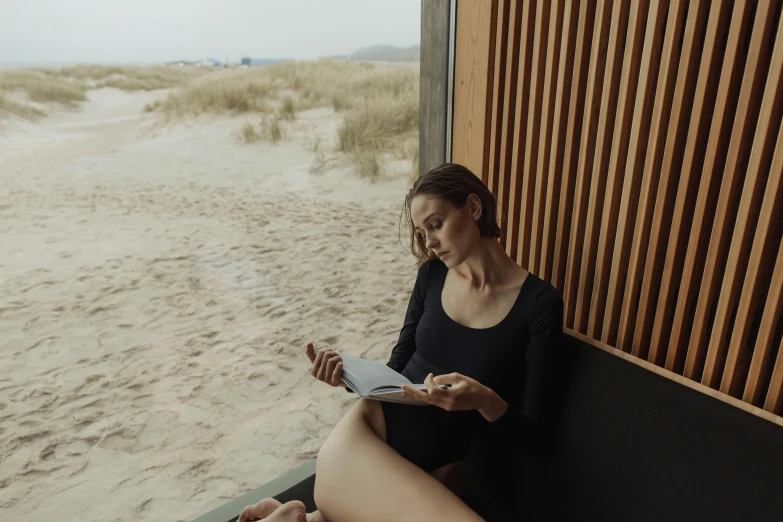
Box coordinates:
[401,372,489,412]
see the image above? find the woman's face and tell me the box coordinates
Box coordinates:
[410,194,481,266]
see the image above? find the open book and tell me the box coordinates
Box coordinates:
[339,355,441,406]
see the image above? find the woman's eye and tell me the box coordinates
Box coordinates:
[433,222,442,230]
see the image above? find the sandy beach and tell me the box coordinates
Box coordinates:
[0,86,418,521]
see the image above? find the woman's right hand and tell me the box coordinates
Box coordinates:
[305,342,347,387]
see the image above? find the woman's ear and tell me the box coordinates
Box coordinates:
[468,194,482,220]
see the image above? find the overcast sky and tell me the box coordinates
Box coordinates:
[0,0,421,65]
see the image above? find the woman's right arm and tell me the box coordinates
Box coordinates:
[386,261,431,373]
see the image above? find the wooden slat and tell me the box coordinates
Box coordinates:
[616,0,688,353]
[552,0,596,294]
[602,0,669,347]
[646,1,734,365]
[630,0,710,359]
[496,0,523,248]
[686,1,779,383]
[716,17,783,396]
[530,0,565,274]
[563,0,613,329]
[541,0,582,283]
[573,0,630,333]
[452,0,497,179]
[504,1,537,257]
[761,236,783,412]
[734,120,783,400]
[586,0,649,339]
[515,0,551,267]
[665,0,756,374]
[486,0,510,192]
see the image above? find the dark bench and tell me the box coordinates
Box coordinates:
[194,334,783,522]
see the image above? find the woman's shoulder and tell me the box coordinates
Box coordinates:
[416,257,446,279]
[528,276,563,317]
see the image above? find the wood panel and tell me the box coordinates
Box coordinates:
[452,0,497,177]
[601,0,669,347]
[665,0,756,374]
[451,0,783,419]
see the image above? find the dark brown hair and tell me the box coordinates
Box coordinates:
[401,163,502,267]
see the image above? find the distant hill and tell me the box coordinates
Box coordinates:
[350,45,420,62]
[322,45,420,62]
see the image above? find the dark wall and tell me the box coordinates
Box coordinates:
[464,335,783,522]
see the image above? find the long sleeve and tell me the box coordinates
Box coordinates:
[345,261,430,393]
[386,261,430,373]
[487,287,565,452]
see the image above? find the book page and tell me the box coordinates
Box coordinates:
[339,355,412,395]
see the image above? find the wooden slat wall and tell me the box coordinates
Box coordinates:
[452,0,783,418]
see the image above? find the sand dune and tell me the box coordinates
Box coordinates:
[0,88,418,521]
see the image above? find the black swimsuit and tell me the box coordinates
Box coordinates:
[375,258,565,472]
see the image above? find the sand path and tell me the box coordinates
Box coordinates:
[0,88,418,521]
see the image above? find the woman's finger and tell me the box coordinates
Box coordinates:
[331,361,344,386]
[305,343,316,363]
[324,355,341,383]
[312,349,328,378]
[316,351,334,381]
[401,385,429,403]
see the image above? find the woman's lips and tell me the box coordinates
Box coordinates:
[438,252,449,259]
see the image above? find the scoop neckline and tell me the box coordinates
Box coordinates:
[438,265,534,331]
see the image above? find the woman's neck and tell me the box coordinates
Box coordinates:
[452,238,519,289]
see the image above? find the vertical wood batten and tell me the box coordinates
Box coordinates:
[530,0,565,276]
[486,0,509,190]
[647,1,734,366]
[690,1,779,384]
[496,0,523,248]
[665,0,755,374]
[631,0,709,359]
[761,235,783,412]
[542,0,581,284]
[517,0,552,268]
[617,0,688,353]
[587,0,649,339]
[505,1,537,257]
[602,0,669,347]
[564,0,613,329]
[574,0,630,333]
[717,11,783,396]
[733,119,783,400]
[553,0,595,294]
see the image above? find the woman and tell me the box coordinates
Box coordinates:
[238,163,565,522]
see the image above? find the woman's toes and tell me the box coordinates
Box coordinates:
[239,497,282,521]
[269,500,307,522]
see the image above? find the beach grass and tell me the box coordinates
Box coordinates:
[0,65,211,119]
[156,60,419,178]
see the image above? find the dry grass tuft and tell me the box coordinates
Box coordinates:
[0,95,45,120]
[0,65,210,119]
[151,60,420,177]
[240,122,262,143]
[280,96,296,120]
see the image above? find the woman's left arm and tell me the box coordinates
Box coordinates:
[480,288,565,452]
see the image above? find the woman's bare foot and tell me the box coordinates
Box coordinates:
[266,500,307,522]
[237,497,282,522]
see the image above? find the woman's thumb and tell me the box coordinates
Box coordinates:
[305,343,316,362]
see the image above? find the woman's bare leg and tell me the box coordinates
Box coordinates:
[313,399,484,522]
